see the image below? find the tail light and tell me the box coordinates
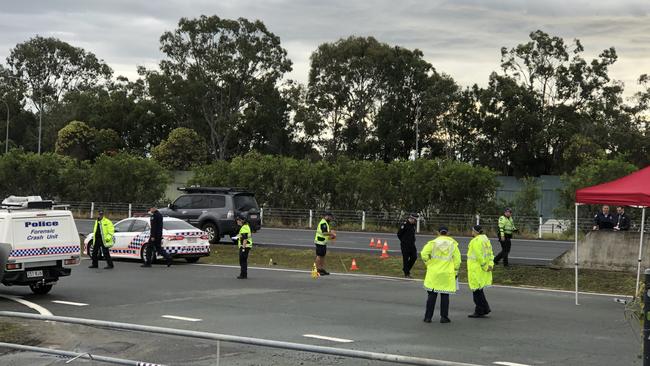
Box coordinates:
[227,210,234,219]
[200,234,209,240]
[165,235,185,241]
[64,257,80,265]
[6,263,22,270]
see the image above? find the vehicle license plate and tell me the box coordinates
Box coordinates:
[250,215,258,219]
[27,270,43,278]
[187,237,197,243]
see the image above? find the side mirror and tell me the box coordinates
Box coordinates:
[168,203,176,210]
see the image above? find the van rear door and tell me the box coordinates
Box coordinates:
[10,212,80,262]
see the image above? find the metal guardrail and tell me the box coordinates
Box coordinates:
[59,200,585,236]
[0,311,484,366]
[0,342,163,365]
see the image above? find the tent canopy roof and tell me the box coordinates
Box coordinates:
[575,166,650,207]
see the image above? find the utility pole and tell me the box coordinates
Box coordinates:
[3,98,8,154]
[37,88,42,154]
[415,104,421,159]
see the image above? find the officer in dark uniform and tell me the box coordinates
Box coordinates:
[593,205,615,230]
[142,206,173,268]
[397,213,418,278]
[614,206,631,231]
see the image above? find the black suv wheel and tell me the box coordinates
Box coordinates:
[202,222,220,244]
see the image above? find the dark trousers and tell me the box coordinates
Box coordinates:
[400,242,417,276]
[424,291,449,320]
[494,234,512,266]
[91,241,113,267]
[472,289,491,315]
[239,247,250,277]
[145,238,171,265]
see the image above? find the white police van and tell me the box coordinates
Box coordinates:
[0,196,81,294]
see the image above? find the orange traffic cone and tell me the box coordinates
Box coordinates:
[350,258,359,271]
[380,242,390,259]
[369,238,375,248]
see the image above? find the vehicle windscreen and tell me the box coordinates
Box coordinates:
[234,194,259,211]
[163,220,197,230]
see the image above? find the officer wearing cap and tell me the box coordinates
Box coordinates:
[494,208,517,267]
[467,225,493,318]
[234,214,253,279]
[314,211,336,275]
[421,226,461,324]
[89,210,114,269]
[397,213,419,278]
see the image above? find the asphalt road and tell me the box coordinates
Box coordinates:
[0,260,638,365]
[76,219,572,265]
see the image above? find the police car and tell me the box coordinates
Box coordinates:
[0,196,81,295]
[83,216,210,263]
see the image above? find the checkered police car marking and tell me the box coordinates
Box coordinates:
[9,245,79,258]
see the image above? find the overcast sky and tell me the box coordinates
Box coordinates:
[1,0,649,97]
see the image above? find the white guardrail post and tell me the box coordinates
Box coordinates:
[128,203,132,218]
[538,216,543,239]
[260,208,264,226]
[362,211,366,231]
[475,214,480,225]
[90,202,94,219]
[309,209,313,228]
[416,216,421,233]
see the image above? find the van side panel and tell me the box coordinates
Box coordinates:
[9,214,80,262]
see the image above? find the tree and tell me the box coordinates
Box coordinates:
[307,36,455,161]
[87,153,169,203]
[6,36,112,152]
[146,15,292,160]
[152,127,208,170]
[0,65,26,153]
[55,121,96,160]
[557,157,637,215]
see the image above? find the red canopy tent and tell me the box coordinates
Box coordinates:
[576,166,650,206]
[573,166,650,304]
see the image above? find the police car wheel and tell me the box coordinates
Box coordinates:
[185,257,200,263]
[202,223,219,245]
[86,241,93,257]
[29,283,53,295]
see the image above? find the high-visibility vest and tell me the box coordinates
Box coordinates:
[314,218,330,245]
[92,217,115,248]
[467,234,494,290]
[498,215,516,236]
[237,223,253,248]
[421,235,461,294]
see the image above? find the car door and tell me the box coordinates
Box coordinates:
[168,195,194,222]
[185,195,212,225]
[112,219,135,256]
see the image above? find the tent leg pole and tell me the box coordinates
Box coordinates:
[575,203,579,306]
[636,208,646,298]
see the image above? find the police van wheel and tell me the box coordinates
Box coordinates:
[185,257,200,263]
[202,223,220,244]
[29,283,53,295]
[86,241,93,257]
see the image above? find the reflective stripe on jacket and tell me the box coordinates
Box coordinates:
[467,234,494,290]
[421,235,461,294]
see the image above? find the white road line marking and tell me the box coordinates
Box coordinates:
[51,300,88,307]
[161,315,202,322]
[191,263,632,297]
[494,362,532,366]
[0,295,53,316]
[303,334,354,343]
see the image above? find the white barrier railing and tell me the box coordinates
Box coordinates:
[0,311,483,366]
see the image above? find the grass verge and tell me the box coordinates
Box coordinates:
[0,320,38,346]
[205,244,635,295]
